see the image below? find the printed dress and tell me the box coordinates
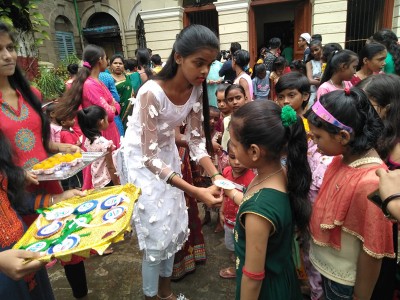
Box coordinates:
[118,80,209,261]
[234,188,302,300]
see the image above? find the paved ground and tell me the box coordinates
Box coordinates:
[48,208,236,300]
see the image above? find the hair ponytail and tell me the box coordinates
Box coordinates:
[230,101,311,234]
[77,105,106,144]
[286,116,312,234]
[202,80,212,154]
[56,44,105,121]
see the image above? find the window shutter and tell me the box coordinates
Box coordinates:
[56,31,76,60]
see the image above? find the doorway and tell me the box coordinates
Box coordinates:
[249,0,311,66]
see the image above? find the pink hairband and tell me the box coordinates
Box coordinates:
[83,61,91,69]
[312,100,353,133]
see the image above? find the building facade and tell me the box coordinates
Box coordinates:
[36,0,400,66]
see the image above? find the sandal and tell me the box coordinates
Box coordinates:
[157,293,189,300]
[219,266,236,279]
[103,247,114,256]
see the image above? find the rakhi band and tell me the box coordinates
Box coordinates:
[312,100,353,133]
[83,61,92,69]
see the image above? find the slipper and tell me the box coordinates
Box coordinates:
[103,247,114,255]
[214,223,223,233]
[219,267,236,279]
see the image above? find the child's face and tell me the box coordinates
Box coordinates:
[225,89,247,112]
[341,58,359,81]
[99,116,109,130]
[209,110,220,132]
[310,44,322,60]
[309,123,344,156]
[276,67,284,76]
[228,147,247,177]
[176,48,218,86]
[216,91,231,115]
[257,70,267,79]
[276,89,309,114]
[228,126,252,169]
[365,50,387,73]
[62,118,75,128]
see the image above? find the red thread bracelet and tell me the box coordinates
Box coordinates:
[242,266,265,280]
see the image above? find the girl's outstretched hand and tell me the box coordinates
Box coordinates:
[0,249,45,280]
[52,189,87,205]
[194,186,223,208]
[24,170,39,186]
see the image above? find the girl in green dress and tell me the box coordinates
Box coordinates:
[223,100,311,299]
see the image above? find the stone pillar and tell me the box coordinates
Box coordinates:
[393,0,400,37]
[215,0,251,51]
[312,0,347,46]
[139,6,184,61]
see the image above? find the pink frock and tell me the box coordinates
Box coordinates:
[81,77,121,190]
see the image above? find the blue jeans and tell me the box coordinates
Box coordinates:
[322,276,354,300]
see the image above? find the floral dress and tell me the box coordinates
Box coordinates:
[117,80,209,261]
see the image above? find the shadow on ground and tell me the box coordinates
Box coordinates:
[49,207,236,300]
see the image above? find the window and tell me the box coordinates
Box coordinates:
[56,31,76,60]
[345,0,386,54]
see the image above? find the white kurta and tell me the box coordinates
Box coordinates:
[118,80,208,261]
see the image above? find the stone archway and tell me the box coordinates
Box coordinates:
[55,15,76,60]
[82,12,123,59]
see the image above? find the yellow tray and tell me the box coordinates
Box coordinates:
[13,184,140,262]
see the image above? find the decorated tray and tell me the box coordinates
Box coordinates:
[13,184,141,263]
[31,152,107,181]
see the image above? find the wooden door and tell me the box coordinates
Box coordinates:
[293,0,311,60]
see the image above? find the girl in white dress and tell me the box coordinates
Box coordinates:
[117,25,223,300]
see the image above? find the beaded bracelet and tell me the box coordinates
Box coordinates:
[382,193,400,220]
[242,266,265,280]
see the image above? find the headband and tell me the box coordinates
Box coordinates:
[83,61,92,69]
[311,100,353,133]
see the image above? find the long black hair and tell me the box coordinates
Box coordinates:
[56,44,105,121]
[320,49,358,84]
[0,23,51,153]
[77,105,107,144]
[0,131,27,210]
[230,101,311,234]
[357,74,400,159]
[157,24,220,153]
[373,29,400,75]
[305,87,383,155]
[136,48,153,78]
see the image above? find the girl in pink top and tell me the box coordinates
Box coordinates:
[317,49,358,100]
[232,49,253,101]
[77,105,120,188]
[56,44,121,189]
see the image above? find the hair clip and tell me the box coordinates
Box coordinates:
[281,105,297,127]
[344,88,351,95]
[83,61,92,69]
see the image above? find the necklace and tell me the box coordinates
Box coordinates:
[245,168,283,194]
[329,79,344,89]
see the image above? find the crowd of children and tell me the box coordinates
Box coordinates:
[4,19,400,300]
